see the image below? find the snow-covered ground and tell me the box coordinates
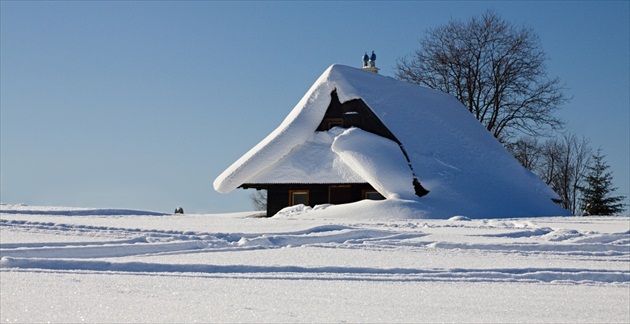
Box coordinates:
[1,203,629,323]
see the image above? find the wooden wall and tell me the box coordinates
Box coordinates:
[242,183,383,217]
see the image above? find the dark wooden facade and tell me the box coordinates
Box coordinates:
[316,90,399,142]
[241,183,384,216]
[241,89,426,217]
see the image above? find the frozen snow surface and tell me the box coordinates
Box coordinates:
[214,65,570,218]
[1,204,629,323]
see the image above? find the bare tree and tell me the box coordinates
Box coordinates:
[396,10,567,143]
[562,134,592,214]
[545,134,592,214]
[505,136,542,171]
[250,190,267,211]
[508,134,591,214]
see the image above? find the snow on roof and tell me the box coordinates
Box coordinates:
[246,127,366,184]
[331,127,418,200]
[214,64,570,218]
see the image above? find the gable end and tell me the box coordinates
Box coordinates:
[317,89,428,197]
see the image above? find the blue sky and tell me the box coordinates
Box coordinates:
[1,1,628,213]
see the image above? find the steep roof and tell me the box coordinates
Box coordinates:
[214,64,570,218]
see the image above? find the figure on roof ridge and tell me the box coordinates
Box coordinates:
[362,51,379,73]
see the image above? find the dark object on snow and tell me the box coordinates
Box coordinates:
[174,207,184,214]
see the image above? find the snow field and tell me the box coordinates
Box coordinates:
[3,271,627,323]
[1,204,629,323]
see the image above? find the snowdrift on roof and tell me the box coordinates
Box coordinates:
[332,127,417,200]
[214,64,570,218]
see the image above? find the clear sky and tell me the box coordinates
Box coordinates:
[1,1,628,214]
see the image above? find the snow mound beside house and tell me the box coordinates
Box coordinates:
[274,199,432,220]
[214,64,570,218]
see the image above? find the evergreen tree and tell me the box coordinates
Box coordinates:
[579,150,626,215]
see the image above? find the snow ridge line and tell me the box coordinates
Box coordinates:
[0,208,168,216]
[2,218,629,259]
[0,219,371,247]
[0,236,149,249]
[0,219,353,240]
[0,241,209,259]
[428,241,630,254]
[1,257,628,285]
[1,220,413,259]
[0,219,211,239]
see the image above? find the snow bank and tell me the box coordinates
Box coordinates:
[0,204,168,216]
[275,199,432,220]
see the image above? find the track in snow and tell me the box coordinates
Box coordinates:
[2,216,629,285]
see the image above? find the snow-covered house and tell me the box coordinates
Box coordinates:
[214,63,570,218]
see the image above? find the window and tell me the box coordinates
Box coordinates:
[325,118,344,129]
[290,190,309,206]
[363,190,384,200]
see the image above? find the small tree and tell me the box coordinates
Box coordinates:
[579,150,626,215]
[250,190,267,211]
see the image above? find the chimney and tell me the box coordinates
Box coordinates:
[362,51,379,74]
